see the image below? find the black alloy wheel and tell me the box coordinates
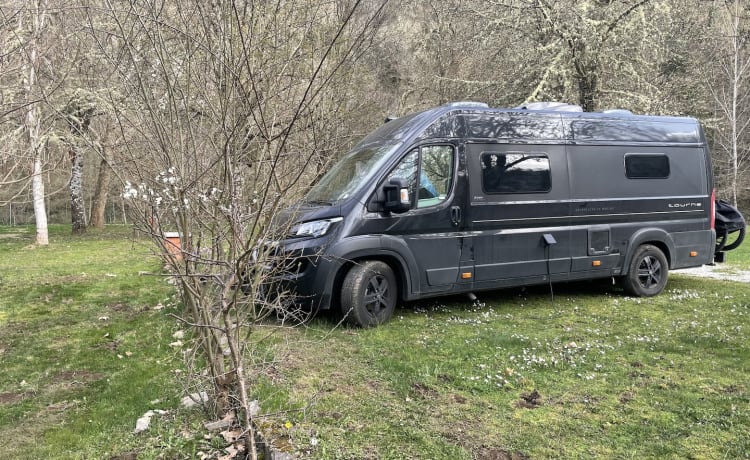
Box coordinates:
[341,260,397,327]
[622,244,669,297]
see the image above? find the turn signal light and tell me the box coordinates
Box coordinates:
[461,272,472,279]
[592,260,601,267]
[690,251,698,257]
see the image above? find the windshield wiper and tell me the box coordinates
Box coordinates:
[304,199,334,206]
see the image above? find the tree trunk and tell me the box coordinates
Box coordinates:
[571,41,599,112]
[64,90,97,235]
[577,70,598,112]
[31,148,48,245]
[730,1,741,207]
[69,144,86,234]
[90,147,112,229]
[25,0,49,245]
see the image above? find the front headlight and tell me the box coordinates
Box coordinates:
[292,217,343,238]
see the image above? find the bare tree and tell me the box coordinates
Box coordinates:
[10,0,52,244]
[705,0,750,206]
[86,0,388,455]
[2,1,89,235]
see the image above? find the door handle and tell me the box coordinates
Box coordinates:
[450,206,462,227]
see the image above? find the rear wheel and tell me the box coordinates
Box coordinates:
[621,244,668,297]
[341,261,397,327]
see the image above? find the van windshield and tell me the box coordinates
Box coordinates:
[305,143,399,204]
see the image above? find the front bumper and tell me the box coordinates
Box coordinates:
[251,238,341,311]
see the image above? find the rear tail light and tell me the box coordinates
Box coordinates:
[710,188,716,230]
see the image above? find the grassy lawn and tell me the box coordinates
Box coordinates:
[257,259,750,458]
[0,225,204,459]
[1,226,749,459]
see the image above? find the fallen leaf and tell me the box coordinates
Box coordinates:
[220,428,242,443]
[217,445,239,460]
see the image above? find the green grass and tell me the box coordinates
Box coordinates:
[253,261,750,459]
[718,234,750,270]
[2,226,749,459]
[0,225,205,459]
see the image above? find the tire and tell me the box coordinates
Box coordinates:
[621,244,668,297]
[341,261,397,327]
[716,226,746,252]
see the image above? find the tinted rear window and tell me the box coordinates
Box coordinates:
[625,154,670,179]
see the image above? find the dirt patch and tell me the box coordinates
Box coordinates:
[722,384,745,394]
[42,274,89,285]
[477,447,529,460]
[452,393,467,404]
[108,453,137,460]
[411,382,438,399]
[106,302,150,320]
[107,303,130,311]
[108,453,138,460]
[0,391,34,405]
[0,233,25,240]
[46,400,78,413]
[97,339,123,352]
[51,370,103,384]
[514,389,542,409]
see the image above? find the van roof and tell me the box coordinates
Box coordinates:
[356,102,703,147]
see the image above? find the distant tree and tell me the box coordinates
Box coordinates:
[367,0,693,115]
[704,0,750,206]
[88,124,112,229]
[11,0,52,244]
[522,0,654,111]
[62,89,98,234]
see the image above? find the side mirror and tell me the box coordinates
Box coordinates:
[383,177,411,214]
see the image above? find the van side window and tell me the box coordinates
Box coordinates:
[481,152,551,194]
[389,150,419,206]
[388,146,455,209]
[625,154,670,179]
[418,146,454,208]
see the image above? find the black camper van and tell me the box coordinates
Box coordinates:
[270,102,732,327]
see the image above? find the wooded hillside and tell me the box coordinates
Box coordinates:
[2,0,749,232]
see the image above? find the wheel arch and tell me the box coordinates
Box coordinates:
[326,235,418,311]
[623,229,674,273]
[330,252,412,311]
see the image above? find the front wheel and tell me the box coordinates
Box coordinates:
[621,244,668,297]
[341,261,397,327]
